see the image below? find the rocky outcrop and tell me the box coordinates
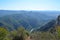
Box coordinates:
[57,15,60,25]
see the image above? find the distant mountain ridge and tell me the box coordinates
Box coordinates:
[0,10,60,17]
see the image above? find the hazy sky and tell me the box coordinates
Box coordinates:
[0,0,60,10]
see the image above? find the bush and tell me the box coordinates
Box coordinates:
[0,27,9,40]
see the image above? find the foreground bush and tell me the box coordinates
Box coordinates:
[0,27,9,40]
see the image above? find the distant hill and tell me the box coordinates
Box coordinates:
[0,10,60,31]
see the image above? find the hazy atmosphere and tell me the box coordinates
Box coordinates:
[0,0,60,10]
[0,0,60,40]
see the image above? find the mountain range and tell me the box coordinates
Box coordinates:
[0,10,60,31]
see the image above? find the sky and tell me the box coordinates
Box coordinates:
[0,0,60,10]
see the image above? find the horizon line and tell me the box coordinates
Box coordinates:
[0,9,60,11]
